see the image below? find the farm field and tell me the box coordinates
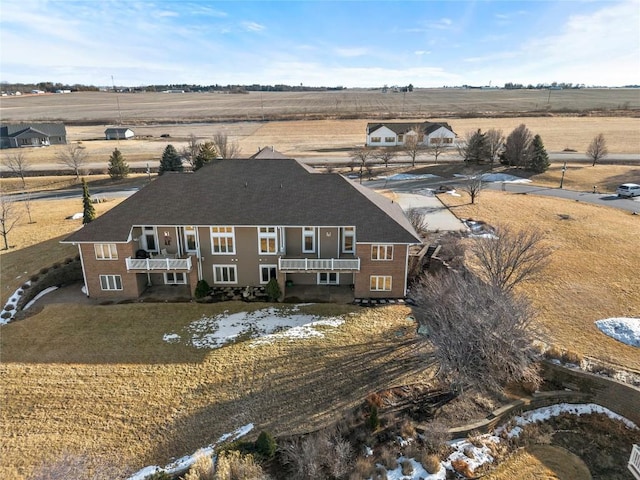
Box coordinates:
[3,116,639,171]
[2,89,639,124]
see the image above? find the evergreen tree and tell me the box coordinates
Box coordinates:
[81,178,95,224]
[503,124,533,167]
[464,129,490,164]
[107,148,130,179]
[529,135,550,173]
[159,144,183,175]
[193,141,218,171]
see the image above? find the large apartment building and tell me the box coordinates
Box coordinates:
[63,157,421,301]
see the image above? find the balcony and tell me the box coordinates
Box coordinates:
[630,444,640,480]
[279,257,360,272]
[126,255,192,271]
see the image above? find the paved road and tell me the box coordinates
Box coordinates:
[366,175,640,213]
[2,152,639,173]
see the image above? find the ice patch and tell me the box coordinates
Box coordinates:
[163,333,181,343]
[387,173,441,181]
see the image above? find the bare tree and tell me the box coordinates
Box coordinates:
[0,194,21,250]
[406,208,429,237]
[24,192,35,224]
[470,224,551,292]
[503,124,533,168]
[586,133,608,166]
[374,147,397,168]
[462,175,484,204]
[426,133,449,163]
[350,146,373,184]
[485,128,505,170]
[56,144,88,180]
[180,133,200,169]
[403,132,424,167]
[411,271,541,393]
[212,133,241,159]
[2,151,30,187]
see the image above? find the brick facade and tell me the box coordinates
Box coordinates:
[354,243,408,298]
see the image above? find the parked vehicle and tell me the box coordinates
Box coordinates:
[616,183,640,198]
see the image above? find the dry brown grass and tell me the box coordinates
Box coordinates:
[527,162,640,192]
[438,189,640,371]
[0,302,432,479]
[0,197,125,305]
[484,445,592,480]
[4,116,639,169]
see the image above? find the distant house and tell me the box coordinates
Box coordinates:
[62,155,421,302]
[366,121,456,147]
[0,123,67,149]
[105,127,135,140]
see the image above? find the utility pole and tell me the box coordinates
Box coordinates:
[112,75,122,125]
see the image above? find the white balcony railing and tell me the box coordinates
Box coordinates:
[279,257,360,272]
[126,256,192,271]
[630,444,640,480]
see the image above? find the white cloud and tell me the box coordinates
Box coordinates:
[241,21,265,32]
[463,0,640,86]
[429,17,453,29]
[154,10,180,18]
[414,50,431,56]
[334,47,368,57]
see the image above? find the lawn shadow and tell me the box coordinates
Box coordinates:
[144,337,437,470]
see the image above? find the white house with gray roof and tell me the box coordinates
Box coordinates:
[366,121,455,147]
[0,123,67,149]
[105,127,135,140]
[63,156,421,302]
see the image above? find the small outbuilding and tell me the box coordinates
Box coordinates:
[105,127,135,140]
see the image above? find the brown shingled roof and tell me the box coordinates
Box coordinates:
[63,159,421,244]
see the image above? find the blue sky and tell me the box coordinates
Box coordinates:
[1,0,638,87]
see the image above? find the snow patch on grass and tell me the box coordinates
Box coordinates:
[1,280,32,324]
[595,317,640,347]
[164,306,345,349]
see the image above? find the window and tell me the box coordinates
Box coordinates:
[211,227,235,254]
[164,272,186,285]
[99,275,122,291]
[260,265,278,284]
[430,137,453,144]
[302,227,315,253]
[385,137,395,143]
[163,231,172,246]
[143,226,157,252]
[95,243,118,260]
[318,272,338,285]
[184,226,197,252]
[213,265,237,284]
[258,227,277,254]
[371,245,393,261]
[398,134,404,142]
[371,136,381,143]
[342,227,355,253]
[370,275,392,291]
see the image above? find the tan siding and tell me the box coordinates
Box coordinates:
[285,227,303,256]
[319,227,339,258]
[354,243,407,298]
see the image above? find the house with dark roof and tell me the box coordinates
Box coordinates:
[0,123,67,149]
[366,121,455,147]
[105,127,135,140]
[63,157,421,301]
